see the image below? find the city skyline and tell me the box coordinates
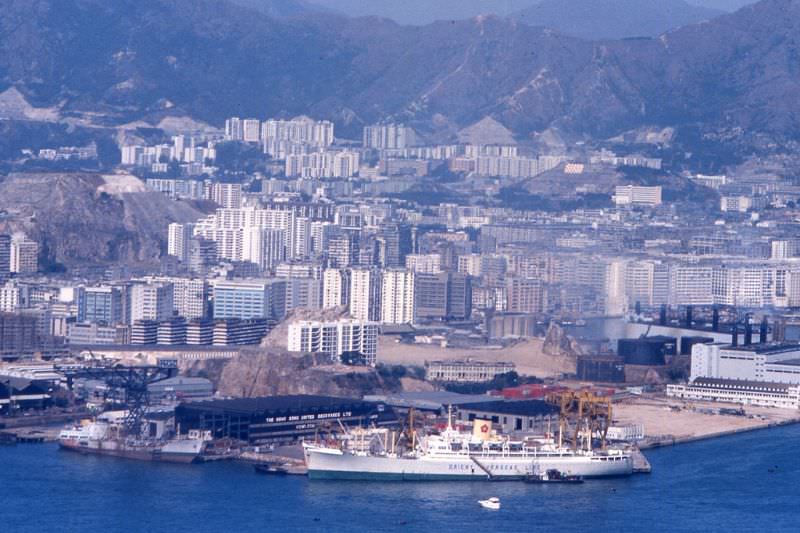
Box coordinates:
[1,1,799,531]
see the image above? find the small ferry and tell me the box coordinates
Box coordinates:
[478,497,501,510]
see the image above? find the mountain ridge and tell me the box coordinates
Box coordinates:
[512,0,725,39]
[0,0,798,151]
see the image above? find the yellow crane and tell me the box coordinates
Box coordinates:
[545,391,613,451]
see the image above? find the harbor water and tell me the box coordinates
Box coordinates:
[3,424,800,532]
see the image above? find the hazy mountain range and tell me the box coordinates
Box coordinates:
[232,1,536,23]
[229,0,335,18]
[512,0,724,39]
[233,0,754,31]
[1,0,799,152]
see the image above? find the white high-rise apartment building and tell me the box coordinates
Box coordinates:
[242,119,261,143]
[670,266,714,305]
[0,281,25,311]
[225,117,261,143]
[323,269,349,309]
[130,282,174,323]
[310,221,333,257]
[287,319,379,365]
[262,117,334,147]
[168,223,194,262]
[623,260,670,308]
[171,135,187,161]
[380,269,415,325]
[142,277,207,320]
[363,123,416,150]
[242,228,286,272]
[605,259,628,315]
[10,235,38,274]
[284,151,360,179]
[121,145,142,165]
[224,117,243,141]
[349,269,381,322]
[772,240,797,260]
[293,217,311,259]
[192,207,303,263]
[713,267,776,308]
[210,183,243,209]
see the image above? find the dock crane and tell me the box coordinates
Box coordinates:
[545,391,613,451]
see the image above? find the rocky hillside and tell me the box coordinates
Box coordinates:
[0,173,207,269]
[542,322,585,358]
[180,307,410,398]
[0,0,798,151]
[209,349,403,398]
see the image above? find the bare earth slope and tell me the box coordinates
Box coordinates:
[0,172,206,268]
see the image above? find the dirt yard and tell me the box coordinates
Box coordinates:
[377,336,575,378]
[614,395,800,443]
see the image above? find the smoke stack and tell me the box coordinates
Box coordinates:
[731,324,738,347]
[686,306,693,328]
[660,305,667,326]
[744,316,753,346]
[712,307,720,332]
[760,317,768,344]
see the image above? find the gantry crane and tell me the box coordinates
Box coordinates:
[545,391,613,451]
[56,359,178,436]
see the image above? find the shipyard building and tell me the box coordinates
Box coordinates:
[455,400,560,434]
[175,395,397,444]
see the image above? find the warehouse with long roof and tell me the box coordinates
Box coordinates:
[175,395,397,444]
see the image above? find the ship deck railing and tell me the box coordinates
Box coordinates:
[419,446,631,460]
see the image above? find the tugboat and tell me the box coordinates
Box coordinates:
[254,462,290,475]
[525,468,584,484]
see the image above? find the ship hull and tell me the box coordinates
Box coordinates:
[306,449,633,481]
[59,440,201,464]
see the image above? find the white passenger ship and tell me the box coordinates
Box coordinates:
[304,418,633,481]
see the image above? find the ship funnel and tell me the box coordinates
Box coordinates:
[472,419,492,441]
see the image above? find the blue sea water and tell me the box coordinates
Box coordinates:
[2,424,800,532]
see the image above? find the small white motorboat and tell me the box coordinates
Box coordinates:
[478,497,501,510]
